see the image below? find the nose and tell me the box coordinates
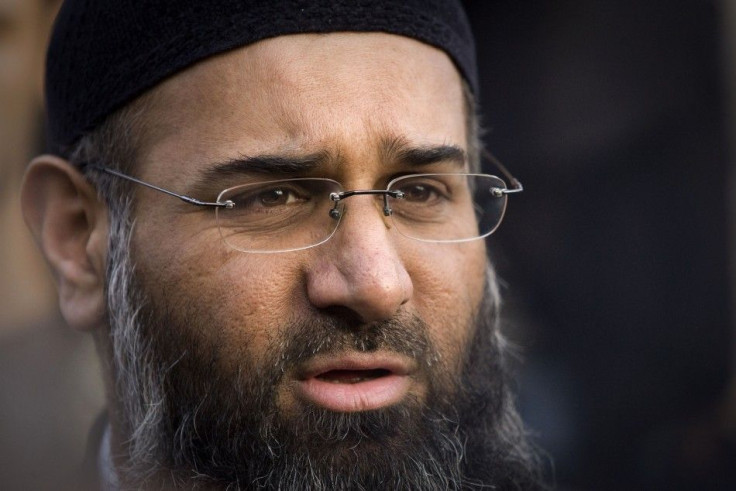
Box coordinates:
[306,197,413,323]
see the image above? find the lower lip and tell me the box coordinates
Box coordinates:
[295,374,411,412]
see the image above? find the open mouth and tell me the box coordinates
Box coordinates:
[294,355,414,412]
[316,368,392,384]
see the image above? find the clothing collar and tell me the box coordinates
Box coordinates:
[98,423,120,491]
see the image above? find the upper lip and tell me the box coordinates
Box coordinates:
[296,352,415,380]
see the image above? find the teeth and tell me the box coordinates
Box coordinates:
[317,369,390,384]
[326,376,366,384]
[317,369,387,384]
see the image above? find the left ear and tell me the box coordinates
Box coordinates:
[21,155,109,331]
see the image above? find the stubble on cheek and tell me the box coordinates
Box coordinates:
[410,240,488,373]
[131,226,306,375]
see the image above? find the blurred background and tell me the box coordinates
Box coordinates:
[465,1,735,489]
[0,0,734,489]
[0,0,105,489]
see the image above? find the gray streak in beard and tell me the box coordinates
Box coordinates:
[104,195,169,482]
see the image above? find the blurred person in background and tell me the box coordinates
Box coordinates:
[0,0,105,489]
[0,0,57,329]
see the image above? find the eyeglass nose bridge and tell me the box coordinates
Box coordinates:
[328,189,405,220]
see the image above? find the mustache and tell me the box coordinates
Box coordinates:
[264,311,437,378]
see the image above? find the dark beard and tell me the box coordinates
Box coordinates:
[107,259,545,489]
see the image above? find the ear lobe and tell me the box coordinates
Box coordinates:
[21,155,108,331]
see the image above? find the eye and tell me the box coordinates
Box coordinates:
[257,187,292,206]
[228,184,309,213]
[393,179,450,204]
[401,183,434,202]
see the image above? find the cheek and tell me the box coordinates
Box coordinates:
[133,228,306,366]
[408,240,487,364]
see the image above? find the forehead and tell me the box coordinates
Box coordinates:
[138,32,467,182]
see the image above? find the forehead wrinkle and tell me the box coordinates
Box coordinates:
[254,37,414,135]
[135,33,466,187]
[379,135,411,164]
[267,94,383,169]
[249,34,453,146]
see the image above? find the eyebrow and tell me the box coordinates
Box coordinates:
[380,136,467,169]
[189,141,466,195]
[204,152,330,179]
[188,151,330,195]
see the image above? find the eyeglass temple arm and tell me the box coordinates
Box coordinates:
[482,150,523,194]
[83,164,233,208]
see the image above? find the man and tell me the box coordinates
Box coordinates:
[21,0,545,489]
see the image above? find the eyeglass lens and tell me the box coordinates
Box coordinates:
[215,174,508,253]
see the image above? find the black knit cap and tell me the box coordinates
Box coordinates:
[45,0,477,155]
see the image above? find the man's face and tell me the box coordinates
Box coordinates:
[111,33,516,488]
[132,32,486,410]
